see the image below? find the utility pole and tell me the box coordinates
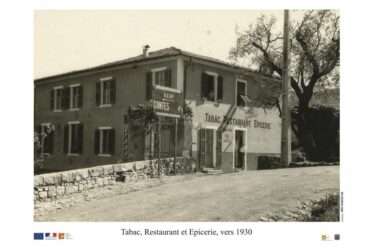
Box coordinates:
[281,10,291,167]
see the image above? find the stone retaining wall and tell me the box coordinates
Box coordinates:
[34,157,192,201]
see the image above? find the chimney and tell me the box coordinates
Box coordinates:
[143,45,150,57]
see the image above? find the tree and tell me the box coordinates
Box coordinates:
[34,124,54,173]
[229,10,340,160]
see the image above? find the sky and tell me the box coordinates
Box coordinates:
[34,10,305,79]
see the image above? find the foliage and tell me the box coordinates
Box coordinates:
[34,124,54,171]
[258,155,280,170]
[229,10,340,160]
[291,105,339,161]
[299,193,340,222]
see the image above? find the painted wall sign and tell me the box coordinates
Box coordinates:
[204,112,271,129]
[152,85,183,118]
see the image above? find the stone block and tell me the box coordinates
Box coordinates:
[61,171,76,183]
[102,165,114,175]
[34,176,44,186]
[48,186,57,197]
[109,179,116,185]
[78,184,86,192]
[39,191,47,199]
[88,167,103,177]
[65,185,76,194]
[56,186,65,196]
[43,174,62,185]
[87,182,93,189]
[96,178,104,187]
[103,177,109,186]
[113,163,133,173]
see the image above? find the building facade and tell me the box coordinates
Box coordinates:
[34,47,282,173]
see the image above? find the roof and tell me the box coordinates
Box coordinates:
[35,46,279,82]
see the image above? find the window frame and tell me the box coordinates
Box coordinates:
[69,83,81,111]
[99,77,113,108]
[52,86,64,112]
[41,122,53,155]
[203,71,219,102]
[98,126,114,157]
[235,79,248,107]
[151,67,168,87]
[67,121,81,156]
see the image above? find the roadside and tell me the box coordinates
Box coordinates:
[35,166,339,222]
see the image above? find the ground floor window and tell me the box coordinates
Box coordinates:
[64,122,83,155]
[95,128,115,156]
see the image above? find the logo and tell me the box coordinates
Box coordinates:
[45,232,57,240]
[58,233,65,239]
[321,234,330,241]
[334,234,340,240]
[34,233,44,240]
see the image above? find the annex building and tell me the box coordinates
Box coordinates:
[34,46,282,173]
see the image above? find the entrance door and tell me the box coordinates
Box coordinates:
[234,130,245,169]
[200,128,214,168]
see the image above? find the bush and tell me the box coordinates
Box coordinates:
[258,155,280,170]
[300,193,340,222]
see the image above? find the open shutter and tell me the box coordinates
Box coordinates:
[109,129,115,155]
[199,129,206,167]
[63,87,70,110]
[146,72,152,100]
[78,123,84,154]
[78,86,83,108]
[217,75,223,101]
[94,129,100,155]
[165,69,171,87]
[201,72,208,99]
[110,79,116,104]
[96,81,101,106]
[216,130,222,168]
[63,124,69,154]
[47,130,54,154]
[50,90,55,111]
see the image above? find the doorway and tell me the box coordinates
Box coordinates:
[234,130,246,170]
[200,128,214,168]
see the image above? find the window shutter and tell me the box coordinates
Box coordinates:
[217,75,223,101]
[78,123,84,154]
[47,131,54,154]
[50,90,55,111]
[96,81,101,106]
[110,79,116,104]
[165,69,171,87]
[109,129,115,155]
[63,87,70,110]
[146,72,152,100]
[63,124,69,154]
[78,86,83,108]
[201,72,208,99]
[94,129,100,155]
[216,130,222,167]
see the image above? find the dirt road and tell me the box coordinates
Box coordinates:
[36,166,339,221]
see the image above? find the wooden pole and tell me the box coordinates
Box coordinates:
[158,117,161,177]
[174,118,178,174]
[281,10,291,167]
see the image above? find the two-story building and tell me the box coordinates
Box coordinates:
[34,46,282,173]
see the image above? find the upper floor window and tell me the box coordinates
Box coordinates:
[94,127,115,156]
[236,80,248,107]
[50,86,64,111]
[146,68,171,100]
[70,84,83,110]
[64,122,83,155]
[201,71,223,102]
[96,77,116,107]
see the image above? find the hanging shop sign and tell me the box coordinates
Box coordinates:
[152,85,183,118]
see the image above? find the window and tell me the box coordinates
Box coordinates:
[50,86,64,111]
[201,71,223,102]
[95,128,115,156]
[40,123,54,154]
[64,122,83,155]
[145,68,171,100]
[96,77,116,107]
[236,80,248,107]
[70,84,83,110]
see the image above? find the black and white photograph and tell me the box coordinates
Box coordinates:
[33,9,340,222]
